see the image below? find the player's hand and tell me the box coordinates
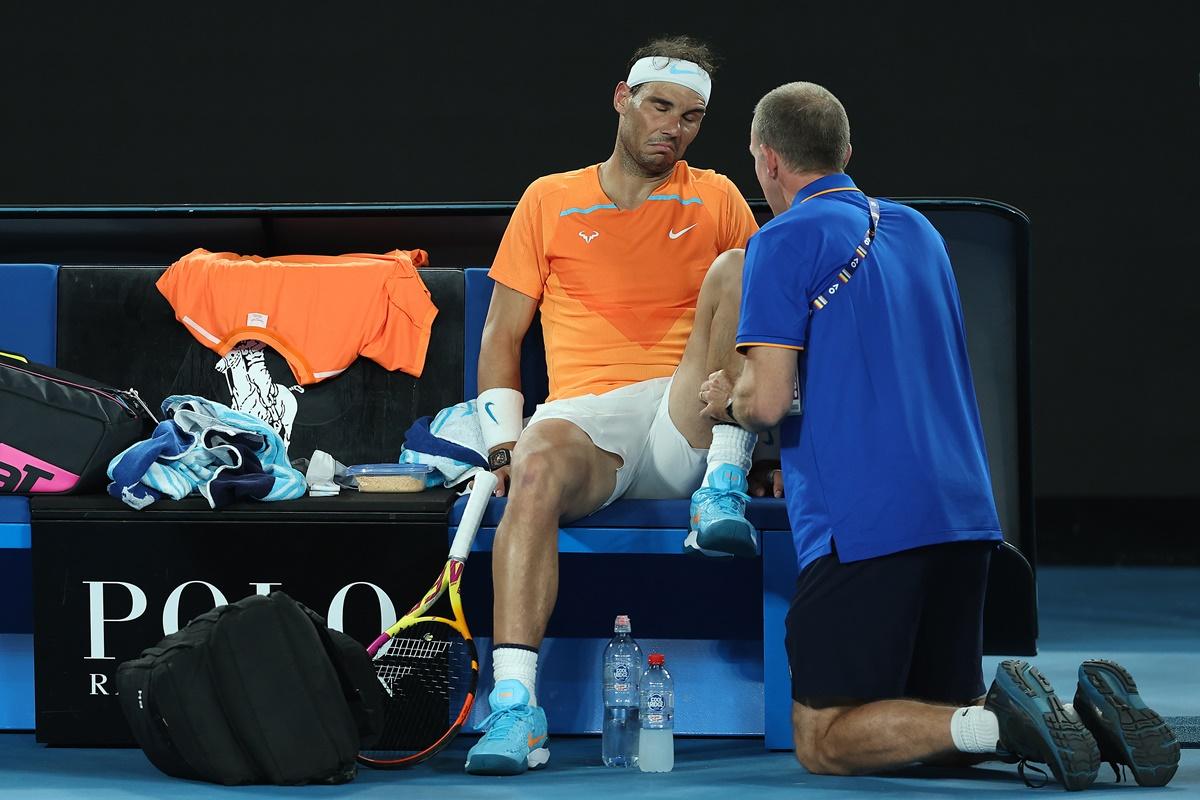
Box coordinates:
[468,465,511,497]
[489,465,512,497]
[749,459,784,498]
[700,369,736,422]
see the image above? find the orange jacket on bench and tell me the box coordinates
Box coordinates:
[157,248,437,385]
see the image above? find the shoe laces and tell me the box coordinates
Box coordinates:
[693,486,750,517]
[1017,759,1049,789]
[478,704,535,741]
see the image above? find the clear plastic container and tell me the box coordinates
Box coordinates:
[345,463,433,493]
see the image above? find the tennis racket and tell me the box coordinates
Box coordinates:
[357,470,497,768]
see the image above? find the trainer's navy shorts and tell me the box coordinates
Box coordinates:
[784,540,996,707]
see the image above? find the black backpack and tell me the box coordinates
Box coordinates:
[116,591,384,785]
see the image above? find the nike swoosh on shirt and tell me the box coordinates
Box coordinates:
[668,224,698,239]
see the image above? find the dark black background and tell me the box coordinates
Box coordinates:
[1,2,1197,553]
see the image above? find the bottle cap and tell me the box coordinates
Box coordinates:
[614,614,631,631]
[648,652,664,666]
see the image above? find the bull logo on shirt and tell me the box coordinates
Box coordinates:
[216,340,300,447]
[578,230,599,244]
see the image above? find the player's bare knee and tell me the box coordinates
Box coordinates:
[508,445,576,508]
[702,248,745,297]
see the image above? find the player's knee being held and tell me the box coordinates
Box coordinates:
[703,248,746,293]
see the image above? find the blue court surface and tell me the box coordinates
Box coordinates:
[2,566,1196,798]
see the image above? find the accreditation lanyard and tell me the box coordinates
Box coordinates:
[803,189,881,313]
[786,189,880,417]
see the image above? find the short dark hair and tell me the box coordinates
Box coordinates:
[627,34,718,80]
[752,82,850,174]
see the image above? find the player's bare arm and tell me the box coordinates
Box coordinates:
[478,283,538,496]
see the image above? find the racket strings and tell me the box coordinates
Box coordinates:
[361,620,476,762]
[375,637,454,692]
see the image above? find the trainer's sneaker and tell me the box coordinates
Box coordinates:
[985,660,1100,791]
[464,680,549,776]
[1073,659,1180,787]
[684,464,758,558]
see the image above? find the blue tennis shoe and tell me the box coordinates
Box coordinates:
[684,464,758,557]
[464,680,549,776]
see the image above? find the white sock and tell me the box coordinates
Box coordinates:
[492,645,538,706]
[950,706,1000,754]
[706,424,755,479]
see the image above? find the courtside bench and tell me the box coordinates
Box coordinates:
[1,260,467,744]
[0,200,1037,750]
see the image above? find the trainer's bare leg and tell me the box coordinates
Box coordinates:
[793,699,990,776]
[669,248,746,447]
[492,419,622,647]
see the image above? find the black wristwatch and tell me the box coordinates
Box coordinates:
[488,448,513,470]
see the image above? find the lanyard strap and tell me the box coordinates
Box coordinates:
[807,195,881,312]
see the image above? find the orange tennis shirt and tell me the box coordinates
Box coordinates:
[490,161,758,401]
[157,248,437,385]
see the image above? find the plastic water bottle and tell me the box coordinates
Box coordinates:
[601,614,643,767]
[638,652,674,772]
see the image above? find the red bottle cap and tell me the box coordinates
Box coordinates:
[648,653,664,666]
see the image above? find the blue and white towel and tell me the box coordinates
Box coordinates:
[399,400,489,487]
[107,394,307,510]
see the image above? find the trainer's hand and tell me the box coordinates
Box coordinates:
[699,369,736,423]
[749,459,784,498]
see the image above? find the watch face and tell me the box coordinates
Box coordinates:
[489,449,511,469]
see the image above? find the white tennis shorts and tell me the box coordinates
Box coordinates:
[525,375,706,507]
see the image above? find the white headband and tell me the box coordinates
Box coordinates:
[626,56,712,104]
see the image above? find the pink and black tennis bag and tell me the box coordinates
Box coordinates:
[0,352,155,493]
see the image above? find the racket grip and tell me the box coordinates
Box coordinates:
[449,471,498,560]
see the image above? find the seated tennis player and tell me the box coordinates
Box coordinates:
[464,35,763,775]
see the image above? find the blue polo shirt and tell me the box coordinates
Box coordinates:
[736,174,1001,571]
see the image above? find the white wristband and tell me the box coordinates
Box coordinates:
[477,387,524,451]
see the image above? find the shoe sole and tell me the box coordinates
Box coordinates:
[694,519,759,558]
[465,747,550,776]
[1074,659,1180,787]
[993,660,1100,791]
[682,530,734,558]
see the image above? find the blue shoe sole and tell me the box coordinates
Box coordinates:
[695,518,758,558]
[682,530,734,558]
[1074,659,1180,787]
[465,753,528,776]
[989,660,1100,791]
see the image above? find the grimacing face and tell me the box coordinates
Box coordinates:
[617,81,706,176]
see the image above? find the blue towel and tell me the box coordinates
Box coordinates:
[399,400,489,487]
[107,395,307,509]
